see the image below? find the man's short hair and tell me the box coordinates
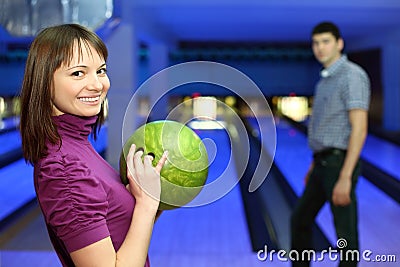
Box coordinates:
[312,21,342,40]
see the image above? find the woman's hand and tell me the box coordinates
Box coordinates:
[126,144,168,214]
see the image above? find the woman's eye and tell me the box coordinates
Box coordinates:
[98,68,107,75]
[72,71,84,77]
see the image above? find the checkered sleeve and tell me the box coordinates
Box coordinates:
[345,65,371,111]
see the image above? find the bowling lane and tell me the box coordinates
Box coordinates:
[0,117,24,168]
[148,128,269,267]
[0,131,21,154]
[362,134,400,181]
[0,159,34,223]
[0,130,23,168]
[254,117,400,264]
[0,117,19,134]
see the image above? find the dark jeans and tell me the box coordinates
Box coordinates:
[291,149,360,267]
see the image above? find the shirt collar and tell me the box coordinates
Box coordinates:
[52,113,98,141]
[320,54,347,78]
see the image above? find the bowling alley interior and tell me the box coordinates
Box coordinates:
[1,1,400,266]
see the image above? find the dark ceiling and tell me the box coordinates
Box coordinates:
[1,0,400,49]
[129,0,400,46]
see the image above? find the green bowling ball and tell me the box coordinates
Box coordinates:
[120,120,209,210]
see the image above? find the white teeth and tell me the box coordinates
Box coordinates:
[79,96,100,102]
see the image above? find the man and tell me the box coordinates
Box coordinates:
[291,22,370,267]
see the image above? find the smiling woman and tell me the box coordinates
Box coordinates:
[51,43,110,117]
[19,24,110,163]
[18,24,168,267]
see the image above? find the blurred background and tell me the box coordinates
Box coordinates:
[1,0,399,266]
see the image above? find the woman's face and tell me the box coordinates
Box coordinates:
[52,42,110,117]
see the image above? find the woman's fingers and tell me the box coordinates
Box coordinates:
[133,147,145,179]
[126,145,167,195]
[155,151,168,173]
[125,144,170,212]
[142,155,161,198]
[126,144,136,180]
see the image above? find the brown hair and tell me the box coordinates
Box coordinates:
[19,24,108,164]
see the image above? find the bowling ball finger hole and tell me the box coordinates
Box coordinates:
[135,147,144,153]
[147,152,155,159]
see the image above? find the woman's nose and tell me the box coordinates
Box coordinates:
[87,74,103,90]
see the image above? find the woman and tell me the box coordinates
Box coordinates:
[19,24,167,267]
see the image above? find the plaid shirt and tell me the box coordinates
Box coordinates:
[308,55,371,152]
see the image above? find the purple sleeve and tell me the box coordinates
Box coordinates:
[37,154,110,253]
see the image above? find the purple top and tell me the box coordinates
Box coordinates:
[34,113,150,267]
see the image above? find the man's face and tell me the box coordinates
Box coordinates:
[312,32,343,68]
